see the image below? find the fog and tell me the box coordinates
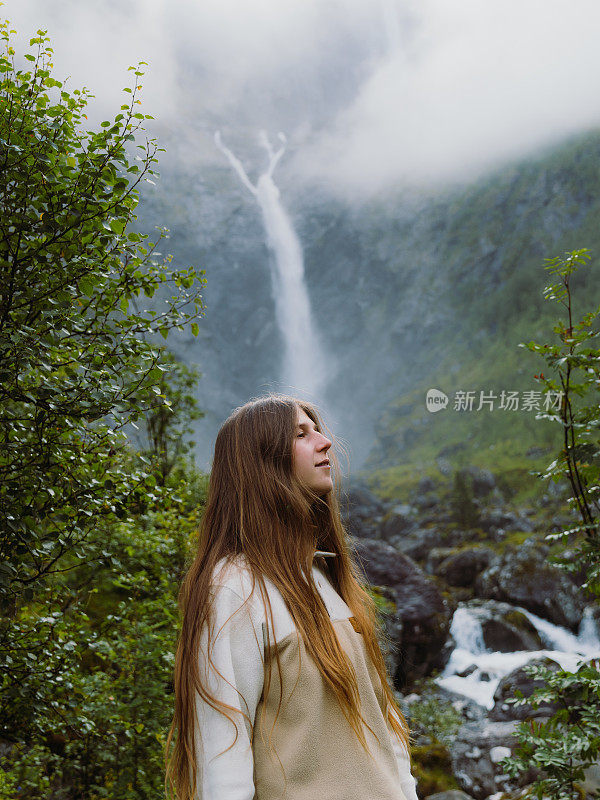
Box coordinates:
[6,0,600,196]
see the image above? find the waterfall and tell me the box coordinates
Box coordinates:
[521,606,600,654]
[438,603,600,710]
[578,606,600,650]
[450,606,488,654]
[214,131,326,396]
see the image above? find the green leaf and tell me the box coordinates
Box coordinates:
[79,277,94,297]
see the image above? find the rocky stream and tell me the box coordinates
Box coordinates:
[341,469,600,800]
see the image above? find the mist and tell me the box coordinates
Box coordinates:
[6,0,600,197]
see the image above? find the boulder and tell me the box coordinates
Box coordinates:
[458,467,497,498]
[426,547,459,575]
[475,542,586,631]
[490,657,561,721]
[341,481,386,539]
[478,509,534,539]
[418,684,488,723]
[449,719,537,800]
[381,505,419,540]
[374,584,404,680]
[411,743,458,798]
[412,477,440,511]
[391,527,478,564]
[391,528,443,562]
[426,792,476,800]
[418,477,437,494]
[582,762,600,797]
[351,538,452,689]
[436,547,496,587]
[459,599,544,653]
[415,493,440,511]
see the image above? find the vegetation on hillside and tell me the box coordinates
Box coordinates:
[363,133,600,499]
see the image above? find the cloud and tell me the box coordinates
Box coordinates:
[293,0,600,194]
[5,0,181,126]
[4,0,374,123]
[5,0,600,194]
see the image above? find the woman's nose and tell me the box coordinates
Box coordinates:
[318,434,332,450]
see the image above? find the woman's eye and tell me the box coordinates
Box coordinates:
[296,432,305,438]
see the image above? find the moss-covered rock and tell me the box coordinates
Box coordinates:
[352,537,452,689]
[459,599,543,652]
[412,743,459,799]
[436,547,496,587]
[490,657,561,721]
[475,541,586,630]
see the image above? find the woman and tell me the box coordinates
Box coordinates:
[165,394,418,800]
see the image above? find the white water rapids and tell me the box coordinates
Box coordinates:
[214,131,326,396]
[437,604,600,709]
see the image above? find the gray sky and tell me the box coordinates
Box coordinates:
[6,0,600,196]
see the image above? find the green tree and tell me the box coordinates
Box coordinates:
[504,249,600,800]
[2,483,206,798]
[0,18,204,758]
[142,350,203,487]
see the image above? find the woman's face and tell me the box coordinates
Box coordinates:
[292,405,333,495]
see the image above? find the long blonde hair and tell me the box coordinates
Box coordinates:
[165,394,409,799]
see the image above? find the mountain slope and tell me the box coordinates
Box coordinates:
[136,130,600,477]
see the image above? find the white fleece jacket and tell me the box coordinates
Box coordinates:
[194,552,419,800]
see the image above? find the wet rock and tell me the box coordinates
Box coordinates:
[341,481,386,539]
[461,599,544,652]
[381,505,419,540]
[375,585,404,680]
[419,477,437,494]
[351,537,452,690]
[391,529,443,562]
[392,527,477,564]
[458,467,497,498]
[449,719,536,800]
[426,547,459,575]
[433,685,488,722]
[436,547,496,587]
[416,493,441,511]
[490,657,561,721]
[413,477,440,511]
[478,509,534,539]
[412,743,458,798]
[475,542,586,631]
[425,791,475,800]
